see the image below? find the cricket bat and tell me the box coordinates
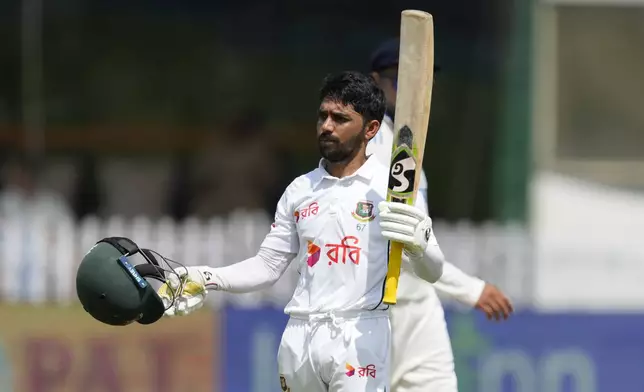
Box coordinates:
[383,10,435,305]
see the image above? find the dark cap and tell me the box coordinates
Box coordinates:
[370,37,441,73]
[76,237,166,326]
[370,38,401,73]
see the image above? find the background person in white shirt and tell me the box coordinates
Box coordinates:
[368,38,513,392]
[161,71,454,392]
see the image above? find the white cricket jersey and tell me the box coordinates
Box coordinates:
[261,155,392,315]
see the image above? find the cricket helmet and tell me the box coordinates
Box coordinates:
[76,237,173,326]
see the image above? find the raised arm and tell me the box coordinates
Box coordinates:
[379,178,512,320]
[378,200,444,283]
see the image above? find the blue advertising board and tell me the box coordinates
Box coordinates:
[222,306,644,392]
[445,310,644,392]
[221,306,289,392]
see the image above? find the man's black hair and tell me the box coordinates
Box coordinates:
[319,71,386,124]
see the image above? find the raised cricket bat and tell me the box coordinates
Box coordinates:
[383,10,434,305]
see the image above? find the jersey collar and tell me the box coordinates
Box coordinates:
[382,115,393,132]
[313,154,377,188]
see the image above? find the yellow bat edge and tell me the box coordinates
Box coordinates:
[384,242,405,304]
[383,10,434,305]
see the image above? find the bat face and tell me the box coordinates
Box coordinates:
[387,125,417,201]
[385,11,433,206]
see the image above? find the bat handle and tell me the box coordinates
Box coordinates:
[383,241,404,305]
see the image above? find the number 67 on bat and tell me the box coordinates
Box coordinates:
[383,10,434,305]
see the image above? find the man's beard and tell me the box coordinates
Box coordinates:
[318,131,364,163]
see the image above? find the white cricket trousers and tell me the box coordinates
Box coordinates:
[277,311,391,392]
[389,275,458,392]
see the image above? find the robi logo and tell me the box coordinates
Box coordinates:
[325,236,361,266]
[295,201,319,222]
[307,237,362,268]
[307,241,321,267]
[345,363,377,378]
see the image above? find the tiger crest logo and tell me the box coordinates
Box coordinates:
[351,200,375,222]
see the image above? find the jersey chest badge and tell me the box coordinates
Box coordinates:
[351,200,375,222]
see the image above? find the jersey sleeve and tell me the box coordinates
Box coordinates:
[405,229,445,283]
[205,247,296,293]
[432,261,486,307]
[260,187,300,254]
[414,170,486,305]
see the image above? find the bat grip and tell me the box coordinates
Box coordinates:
[383,241,404,305]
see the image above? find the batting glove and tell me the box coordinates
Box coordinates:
[157,266,213,317]
[378,201,432,257]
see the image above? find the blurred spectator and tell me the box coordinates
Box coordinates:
[184,107,281,219]
[0,156,73,222]
[71,154,102,220]
[97,157,173,219]
[168,154,192,221]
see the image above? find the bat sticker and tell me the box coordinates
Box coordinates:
[387,125,417,199]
